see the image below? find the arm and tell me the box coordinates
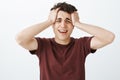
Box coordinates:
[15,9,59,50]
[71,12,115,49]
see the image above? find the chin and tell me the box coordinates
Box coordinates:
[58,36,69,41]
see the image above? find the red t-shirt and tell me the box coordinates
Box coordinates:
[30,37,96,80]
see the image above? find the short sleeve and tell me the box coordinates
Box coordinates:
[29,37,42,57]
[81,36,97,56]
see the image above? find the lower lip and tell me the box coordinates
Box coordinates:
[59,32,67,35]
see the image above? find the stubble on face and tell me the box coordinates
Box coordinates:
[52,11,74,45]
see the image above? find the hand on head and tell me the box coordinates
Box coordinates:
[48,8,60,25]
[71,11,80,27]
[48,7,80,27]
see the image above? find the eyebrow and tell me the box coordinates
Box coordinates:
[56,18,72,22]
[66,18,72,21]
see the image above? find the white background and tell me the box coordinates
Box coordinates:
[0,0,120,80]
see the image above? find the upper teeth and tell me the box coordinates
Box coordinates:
[59,30,67,32]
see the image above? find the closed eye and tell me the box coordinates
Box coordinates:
[55,18,72,23]
[56,18,61,22]
[65,18,72,23]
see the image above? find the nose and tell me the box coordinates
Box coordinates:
[61,21,66,28]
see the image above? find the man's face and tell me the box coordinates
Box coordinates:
[52,11,74,42]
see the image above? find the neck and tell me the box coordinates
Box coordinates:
[54,38,71,45]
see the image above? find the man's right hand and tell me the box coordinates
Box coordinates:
[15,9,59,51]
[47,8,59,25]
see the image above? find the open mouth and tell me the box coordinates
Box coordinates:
[58,29,68,33]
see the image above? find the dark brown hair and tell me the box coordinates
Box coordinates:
[50,2,77,14]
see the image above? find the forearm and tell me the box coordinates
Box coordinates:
[16,20,51,43]
[16,9,59,46]
[75,22,115,43]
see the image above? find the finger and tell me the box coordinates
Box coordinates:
[55,8,60,12]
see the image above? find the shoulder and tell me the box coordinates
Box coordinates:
[74,36,93,43]
[35,37,52,42]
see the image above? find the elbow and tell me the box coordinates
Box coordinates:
[15,33,25,45]
[106,32,115,44]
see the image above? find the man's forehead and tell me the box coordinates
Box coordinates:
[57,11,71,19]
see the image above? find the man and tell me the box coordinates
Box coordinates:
[16,2,115,80]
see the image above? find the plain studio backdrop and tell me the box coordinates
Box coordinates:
[0,0,120,80]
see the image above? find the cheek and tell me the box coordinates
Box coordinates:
[52,23,57,28]
[69,29,73,33]
[68,24,74,29]
[68,26,74,33]
[52,25,58,33]
[52,24,60,29]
